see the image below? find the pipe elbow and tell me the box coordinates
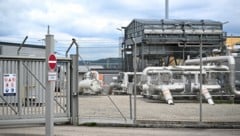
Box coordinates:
[233,89,240,96]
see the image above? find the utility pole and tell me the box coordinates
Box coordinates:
[165,0,169,19]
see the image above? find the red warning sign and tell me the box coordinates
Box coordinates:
[48,54,57,71]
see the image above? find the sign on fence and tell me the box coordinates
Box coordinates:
[3,74,17,96]
[48,53,57,81]
[48,53,57,71]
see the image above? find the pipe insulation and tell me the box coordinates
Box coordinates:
[185,56,240,95]
[143,66,229,75]
[140,65,230,105]
[202,87,214,105]
[78,79,102,93]
[162,87,174,105]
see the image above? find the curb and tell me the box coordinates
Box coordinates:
[80,121,240,129]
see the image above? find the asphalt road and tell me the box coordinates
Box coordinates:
[0,125,239,136]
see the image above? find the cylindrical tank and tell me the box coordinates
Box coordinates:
[78,79,102,94]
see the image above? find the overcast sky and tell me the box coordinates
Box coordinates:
[0,0,239,60]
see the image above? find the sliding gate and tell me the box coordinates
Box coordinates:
[0,56,71,125]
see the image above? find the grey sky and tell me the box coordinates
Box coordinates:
[0,0,239,59]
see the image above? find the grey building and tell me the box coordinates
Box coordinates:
[0,41,45,57]
[122,19,226,72]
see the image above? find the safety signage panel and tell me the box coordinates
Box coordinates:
[3,74,17,96]
[48,72,57,81]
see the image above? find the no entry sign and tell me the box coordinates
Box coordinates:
[48,53,57,71]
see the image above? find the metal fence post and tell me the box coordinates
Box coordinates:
[17,60,24,117]
[131,37,137,124]
[129,94,132,120]
[199,34,203,122]
[70,54,79,125]
[45,30,55,136]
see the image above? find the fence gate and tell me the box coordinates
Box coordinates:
[0,56,71,125]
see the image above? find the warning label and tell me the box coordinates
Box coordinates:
[3,74,17,96]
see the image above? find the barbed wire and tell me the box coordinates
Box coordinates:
[0,36,119,47]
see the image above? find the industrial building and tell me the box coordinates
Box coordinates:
[0,41,45,57]
[226,36,240,48]
[0,25,240,130]
[122,19,226,72]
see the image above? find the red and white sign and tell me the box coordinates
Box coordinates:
[48,53,57,71]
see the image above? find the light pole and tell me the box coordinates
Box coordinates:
[165,0,169,19]
[116,27,126,72]
[116,28,124,58]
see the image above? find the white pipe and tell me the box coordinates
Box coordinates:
[140,83,177,99]
[162,87,174,105]
[202,87,214,105]
[179,65,229,71]
[85,71,92,79]
[202,85,221,90]
[85,71,99,80]
[79,79,102,93]
[143,67,166,75]
[185,56,240,95]
[141,65,231,105]
[154,84,185,91]
[185,56,235,65]
[142,66,229,75]
[152,84,182,105]
[91,71,99,80]
[122,72,128,88]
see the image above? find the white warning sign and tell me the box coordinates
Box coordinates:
[3,74,17,96]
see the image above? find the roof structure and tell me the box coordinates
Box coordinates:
[130,19,222,26]
[0,41,45,49]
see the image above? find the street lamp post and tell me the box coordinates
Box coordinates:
[116,27,125,71]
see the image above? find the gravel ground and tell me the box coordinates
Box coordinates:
[78,95,240,122]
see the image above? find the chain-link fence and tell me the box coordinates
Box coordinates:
[78,71,240,126]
